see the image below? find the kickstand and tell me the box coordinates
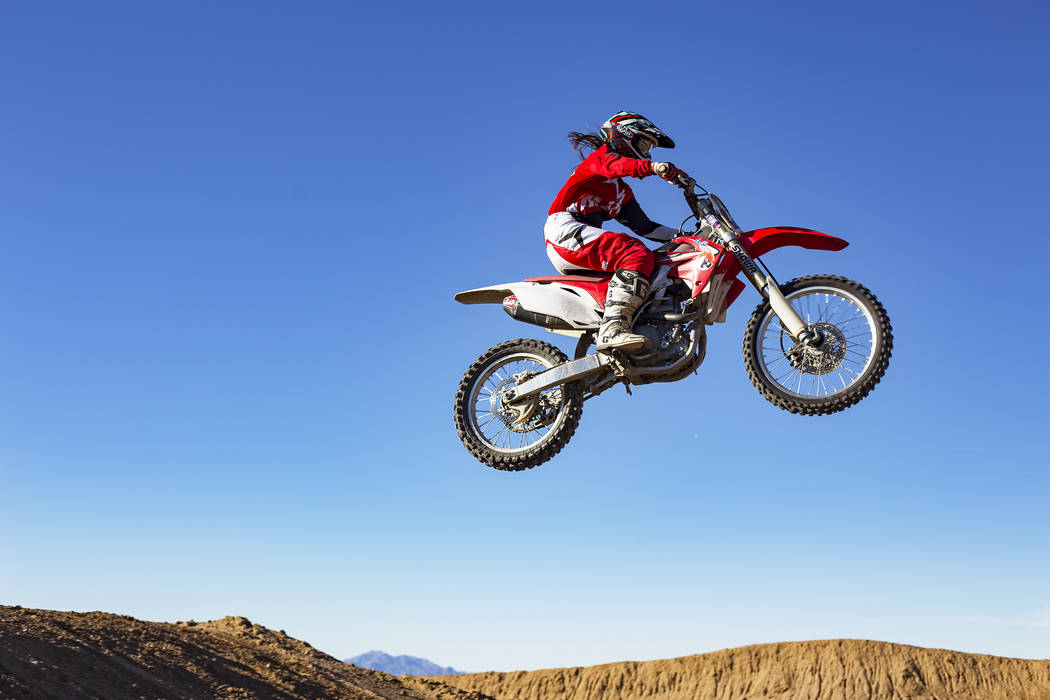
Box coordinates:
[622,379,632,396]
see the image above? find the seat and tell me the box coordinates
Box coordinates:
[525,272,612,283]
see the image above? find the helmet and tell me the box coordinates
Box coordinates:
[600,111,675,160]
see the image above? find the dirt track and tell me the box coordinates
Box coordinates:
[430,639,1050,700]
[0,606,490,699]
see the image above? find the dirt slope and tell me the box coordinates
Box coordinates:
[430,639,1050,700]
[0,606,491,700]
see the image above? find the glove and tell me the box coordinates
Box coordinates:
[653,162,689,184]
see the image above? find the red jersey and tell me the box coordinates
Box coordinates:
[548,145,655,221]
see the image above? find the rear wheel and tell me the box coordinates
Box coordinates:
[743,275,892,415]
[454,339,583,470]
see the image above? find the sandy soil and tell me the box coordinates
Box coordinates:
[430,639,1050,700]
[0,605,491,699]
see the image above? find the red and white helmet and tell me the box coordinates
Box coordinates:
[600,111,675,160]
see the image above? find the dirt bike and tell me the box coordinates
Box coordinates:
[453,177,892,470]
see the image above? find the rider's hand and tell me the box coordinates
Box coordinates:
[653,162,686,183]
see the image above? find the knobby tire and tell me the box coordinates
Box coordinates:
[454,338,583,471]
[742,275,892,415]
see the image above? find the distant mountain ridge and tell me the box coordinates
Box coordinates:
[346,650,464,676]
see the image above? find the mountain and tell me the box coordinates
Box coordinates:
[0,605,489,699]
[347,650,464,676]
[430,639,1050,700]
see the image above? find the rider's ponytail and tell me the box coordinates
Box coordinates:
[567,130,605,159]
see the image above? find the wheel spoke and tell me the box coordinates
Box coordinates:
[834,319,870,333]
[835,370,849,390]
[826,298,856,325]
[765,355,788,369]
[823,295,845,323]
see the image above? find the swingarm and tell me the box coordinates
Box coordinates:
[505,353,614,406]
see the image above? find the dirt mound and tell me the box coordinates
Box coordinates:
[0,606,491,699]
[431,639,1050,700]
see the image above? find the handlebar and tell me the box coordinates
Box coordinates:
[673,173,696,190]
[670,175,734,236]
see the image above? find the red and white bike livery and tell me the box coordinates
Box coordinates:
[454,179,893,470]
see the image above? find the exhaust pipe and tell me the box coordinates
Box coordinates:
[502,295,575,331]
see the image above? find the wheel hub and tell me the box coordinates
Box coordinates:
[788,322,847,374]
[490,377,562,433]
[488,377,527,432]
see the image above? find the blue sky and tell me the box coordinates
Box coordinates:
[2,0,1049,672]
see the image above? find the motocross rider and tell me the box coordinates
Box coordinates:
[546,111,689,352]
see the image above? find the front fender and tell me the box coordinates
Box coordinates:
[740,226,849,258]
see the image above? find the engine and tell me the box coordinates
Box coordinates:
[617,280,707,384]
[634,318,691,363]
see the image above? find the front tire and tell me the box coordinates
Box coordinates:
[743,275,892,415]
[454,339,583,471]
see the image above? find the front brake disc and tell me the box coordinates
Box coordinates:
[787,322,847,374]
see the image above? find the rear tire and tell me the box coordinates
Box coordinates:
[454,339,583,471]
[742,275,892,415]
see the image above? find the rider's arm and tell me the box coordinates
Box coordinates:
[590,148,655,179]
[615,199,678,242]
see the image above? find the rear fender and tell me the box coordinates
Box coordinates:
[454,281,603,329]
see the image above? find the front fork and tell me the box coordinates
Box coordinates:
[704,215,817,344]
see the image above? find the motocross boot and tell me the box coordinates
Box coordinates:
[596,269,651,353]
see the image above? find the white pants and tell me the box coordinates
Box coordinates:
[543,211,678,274]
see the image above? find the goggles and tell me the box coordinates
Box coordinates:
[635,135,656,158]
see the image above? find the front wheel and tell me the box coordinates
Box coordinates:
[454,338,583,471]
[743,275,892,415]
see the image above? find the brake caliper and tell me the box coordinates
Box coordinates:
[787,322,847,374]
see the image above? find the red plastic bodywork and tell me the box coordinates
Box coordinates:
[657,236,724,298]
[740,226,848,258]
[525,226,848,310]
[522,274,610,306]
